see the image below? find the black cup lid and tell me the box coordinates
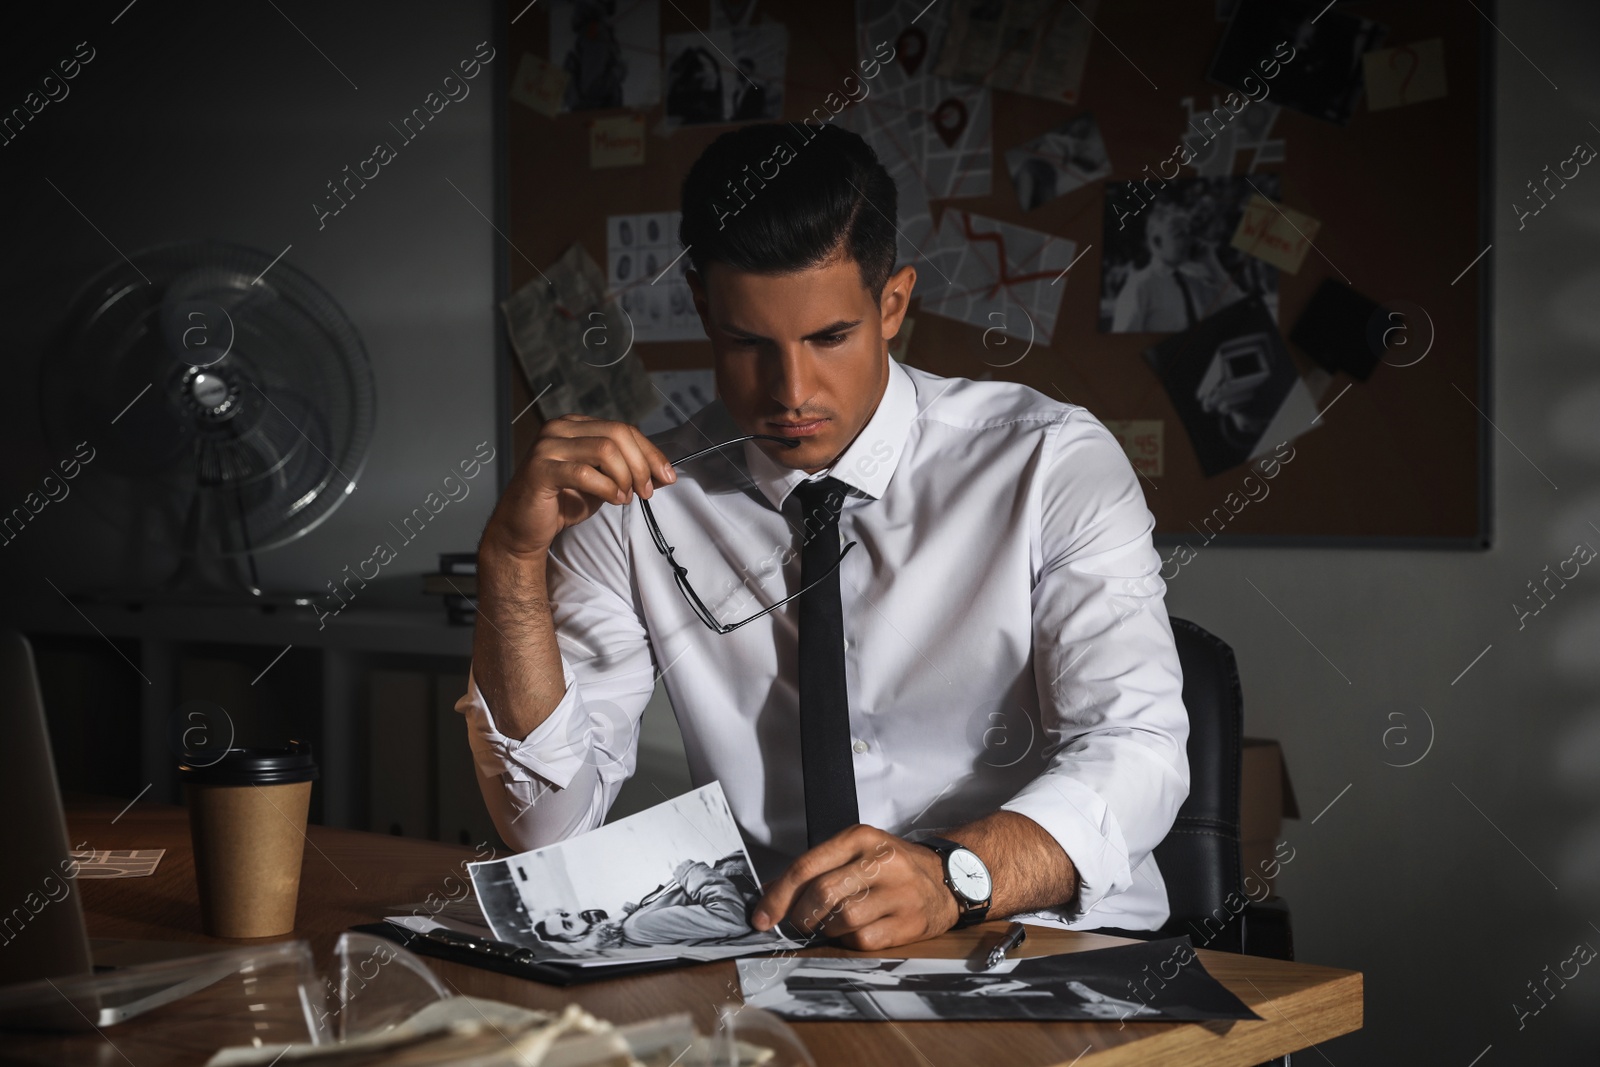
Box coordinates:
[178,740,320,785]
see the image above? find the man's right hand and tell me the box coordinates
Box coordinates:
[482,414,676,561]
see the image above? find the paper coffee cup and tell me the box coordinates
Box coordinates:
[179,742,319,939]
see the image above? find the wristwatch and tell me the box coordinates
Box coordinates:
[920,836,993,928]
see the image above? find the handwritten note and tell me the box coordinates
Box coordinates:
[1363,39,1448,112]
[1105,419,1164,479]
[1230,194,1321,274]
[510,51,567,117]
[590,114,646,168]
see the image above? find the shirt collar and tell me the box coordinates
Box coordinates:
[742,358,918,511]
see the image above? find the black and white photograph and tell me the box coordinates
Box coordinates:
[1209,0,1387,125]
[1100,175,1280,333]
[1143,296,1301,477]
[468,783,798,962]
[664,24,788,126]
[550,0,662,112]
[738,937,1261,1023]
[1004,113,1112,212]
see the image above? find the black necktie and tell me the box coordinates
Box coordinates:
[793,476,859,848]
[1172,268,1199,327]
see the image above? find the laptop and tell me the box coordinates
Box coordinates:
[0,629,238,1028]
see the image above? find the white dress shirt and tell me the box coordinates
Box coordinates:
[457,359,1190,932]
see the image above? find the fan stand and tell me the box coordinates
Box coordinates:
[162,484,264,599]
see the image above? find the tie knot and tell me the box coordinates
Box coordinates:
[794,476,849,525]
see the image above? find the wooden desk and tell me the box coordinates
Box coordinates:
[45,797,1360,1065]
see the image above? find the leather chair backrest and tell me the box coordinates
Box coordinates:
[1151,617,1244,953]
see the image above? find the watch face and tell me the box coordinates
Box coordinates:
[947,848,992,903]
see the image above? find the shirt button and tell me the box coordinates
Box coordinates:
[843,637,852,650]
[852,739,869,754]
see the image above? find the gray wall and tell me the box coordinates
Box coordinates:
[1162,4,1600,1061]
[0,1,499,602]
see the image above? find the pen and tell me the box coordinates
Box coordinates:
[984,921,1027,970]
[422,925,542,967]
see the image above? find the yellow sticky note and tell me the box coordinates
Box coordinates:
[1230,194,1321,274]
[1364,39,1448,111]
[1104,419,1163,479]
[510,52,567,117]
[589,114,646,169]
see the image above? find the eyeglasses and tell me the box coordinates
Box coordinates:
[639,434,859,634]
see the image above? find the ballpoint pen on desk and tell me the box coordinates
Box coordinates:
[984,922,1027,970]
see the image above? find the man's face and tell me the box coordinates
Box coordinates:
[689,254,914,474]
[534,907,583,941]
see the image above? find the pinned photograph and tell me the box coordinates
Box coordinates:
[1209,0,1386,125]
[1004,113,1111,212]
[1100,175,1280,333]
[664,24,788,126]
[550,0,661,112]
[469,783,801,963]
[1143,296,1300,477]
[739,936,1260,1022]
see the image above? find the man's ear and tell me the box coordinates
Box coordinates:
[878,264,917,343]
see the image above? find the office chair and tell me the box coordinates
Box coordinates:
[1083,617,1296,1063]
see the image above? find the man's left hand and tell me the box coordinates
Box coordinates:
[749,825,959,951]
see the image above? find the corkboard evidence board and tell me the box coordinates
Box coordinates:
[502,1,1492,546]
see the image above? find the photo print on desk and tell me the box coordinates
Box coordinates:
[549,0,660,112]
[469,783,803,964]
[1210,0,1386,125]
[739,936,1260,1022]
[664,24,787,126]
[1100,175,1280,333]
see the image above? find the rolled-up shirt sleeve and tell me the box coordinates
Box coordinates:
[1001,411,1190,924]
[455,505,658,852]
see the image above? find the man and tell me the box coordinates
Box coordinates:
[459,122,1188,951]
[1111,196,1242,332]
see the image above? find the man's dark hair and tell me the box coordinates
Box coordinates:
[679,122,899,302]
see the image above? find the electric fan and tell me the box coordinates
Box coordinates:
[40,241,376,601]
